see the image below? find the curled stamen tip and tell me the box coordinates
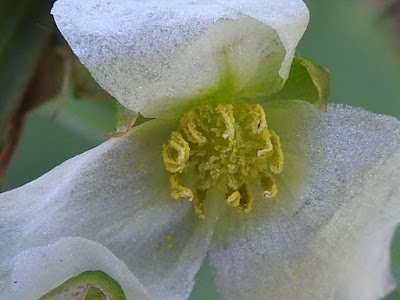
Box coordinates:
[185,192,194,201]
[163,102,283,218]
[226,191,241,207]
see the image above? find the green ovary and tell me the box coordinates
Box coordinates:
[162,101,283,219]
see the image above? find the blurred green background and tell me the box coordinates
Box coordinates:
[1,0,400,299]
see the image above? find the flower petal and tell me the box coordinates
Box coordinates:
[209,102,400,300]
[51,0,309,118]
[2,237,150,300]
[214,0,309,80]
[0,119,217,300]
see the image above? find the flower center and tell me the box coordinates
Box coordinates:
[162,101,283,219]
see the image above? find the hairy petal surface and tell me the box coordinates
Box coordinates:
[214,0,309,79]
[2,237,150,300]
[210,102,400,300]
[0,120,217,300]
[52,0,309,118]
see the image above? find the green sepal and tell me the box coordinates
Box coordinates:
[38,271,126,300]
[114,102,152,130]
[261,57,330,110]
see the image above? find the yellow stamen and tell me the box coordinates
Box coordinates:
[162,132,190,173]
[226,191,241,208]
[216,104,236,140]
[193,189,206,219]
[180,111,207,145]
[237,184,254,213]
[269,130,284,174]
[170,174,194,201]
[261,174,278,198]
[248,104,267,134]
[162,101,284,218]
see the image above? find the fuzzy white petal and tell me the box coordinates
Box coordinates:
[209,102,400,300]
[214,0,309,79]
[2,237,151,300]
[51,0,309,117]
[0,120,216,300]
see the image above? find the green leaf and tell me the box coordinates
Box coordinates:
[262,57,330,109]
[114,102,152,131]
[38,271,126,300]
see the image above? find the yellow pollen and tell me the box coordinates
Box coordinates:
[236,184,254,213]
[180,111,207,145]
[216,104,236,140]
[170,174,194,201]
[193,189,206,219]
[162,102,284,218]
[162,132,190,173]
[226,191,241,207]
[269,131,284,174]
[248,104,267,134]
[261,174,278,198]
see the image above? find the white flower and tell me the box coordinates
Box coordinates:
[0,0,399,299]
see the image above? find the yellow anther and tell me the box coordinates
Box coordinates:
[170,174,194,201]
[261,174,278,198]
[269,130,284,174]
[257,131,273,158]
[180,111,207,145]
[216,104,235,140]
[162,132,190,173]
[193,190,206,219]
[162,101,284,218]
[237,185,253,213]
[257,149,269,158]
[226,191,241,207]
[248,104,268,134]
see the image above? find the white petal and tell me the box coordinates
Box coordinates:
[2,237,151,300]
[209,102,400,300]
[214,0,309,79]
[0,120,217,300]
[51,0,309,117]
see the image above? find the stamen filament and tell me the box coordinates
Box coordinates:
[162,102,284,218]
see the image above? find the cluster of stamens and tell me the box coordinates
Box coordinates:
[162,101,283,219]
